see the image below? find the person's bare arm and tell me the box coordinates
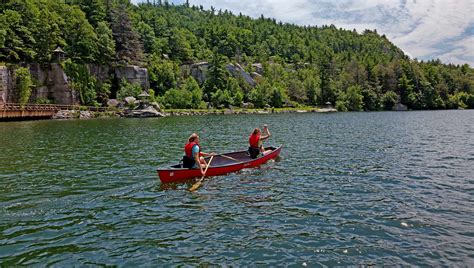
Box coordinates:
[260,125,271,140]
[194,151,203,171]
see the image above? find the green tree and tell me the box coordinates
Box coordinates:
[0,9,36,62]
[335,96,348,112]
[15,67,33,107]
[382,91,398,110]
[33,6,64,63]
[270,86,285,108]
[63,60,97,105]
[136,21,157,55]
[182,77,203,108]
[361,86,381,111]
[147,56,179,95]
[397,73,414,105]
[117,78,143,101]
[96,81,111,105]
[108,2,143,63]
[77,0,106,28]
[204,50,227,96]
[169,28,194,62]
[249,82,270,108]
[163,88,192,108]
[95,21,116,64]
[233,90,244,106]
[211,89,232,107]
[304,75,321,105]
[345,85,364,111]
[63,6,98,62]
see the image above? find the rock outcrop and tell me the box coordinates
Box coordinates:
[30,63,78,105]
[123,106,165,118]
[226,63,256,87]
[181,62,257,87]
[180,62,209,85]
[0,66,12,103]
[1,64,149,105]
[252,63,264,74]
[392,103,408,111]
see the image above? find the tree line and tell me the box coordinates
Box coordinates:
[1,0,473,110]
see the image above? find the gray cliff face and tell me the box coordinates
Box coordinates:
[180,62,209,85]
[226,63,256,87]
[29,63,78,105]
[88,65,149,90]
[180,62,259,87]
[0,64,149,105]
[0,66,13,103]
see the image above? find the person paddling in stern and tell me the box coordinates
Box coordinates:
[248,124,271,158]
[183,133,215,175]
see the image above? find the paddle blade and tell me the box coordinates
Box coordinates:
[188,155,214,192]
[189,181,202,192]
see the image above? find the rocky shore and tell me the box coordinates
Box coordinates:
[51,107,336,120]
[164,107,337,116]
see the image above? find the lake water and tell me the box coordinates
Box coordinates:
[1,111,473,266]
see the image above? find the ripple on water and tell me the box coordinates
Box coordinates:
[0,112,473,265]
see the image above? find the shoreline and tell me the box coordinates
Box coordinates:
[163,107,338,116]
[3,107,473,122]
[46,107,338,120]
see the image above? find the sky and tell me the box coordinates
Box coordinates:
[132,0,474,66]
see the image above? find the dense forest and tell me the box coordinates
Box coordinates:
[1,0,473,110]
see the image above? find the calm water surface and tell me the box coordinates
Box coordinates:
[1,111,473,266]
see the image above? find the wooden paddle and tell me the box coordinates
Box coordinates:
[189,155,214,192]
[220,154,243,163]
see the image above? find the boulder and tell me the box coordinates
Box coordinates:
[79,111,93,119]
[252,63,264,74]
[124,96,136,105]
[392,103,408,111]
[150,101,161,112]
[52,110,76,119]
[107,99,119,107]
[242,102,254,109]
[123,106,165,118]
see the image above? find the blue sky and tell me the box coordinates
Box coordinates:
[132,0,474,66]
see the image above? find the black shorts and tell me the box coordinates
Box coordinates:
[248,147,261,159]
[182,156,196,168]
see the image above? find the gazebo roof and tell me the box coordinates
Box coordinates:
[138,91,150,97]
[53,46,65,53]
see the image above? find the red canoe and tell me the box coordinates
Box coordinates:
[157,145,282,183]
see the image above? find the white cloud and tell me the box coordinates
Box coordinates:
[133,0,474,66]
[437,36,474,65]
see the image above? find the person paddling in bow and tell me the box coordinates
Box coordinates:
[183,133,215,175]
[248,124,271,159]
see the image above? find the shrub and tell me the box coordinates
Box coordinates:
[15,67,33,107]
[35,97,52,104]
[345,85,364,111]
[163,88,192,108]
[63,60,97,105]
[382,91,398,110]
[117,78,142,101]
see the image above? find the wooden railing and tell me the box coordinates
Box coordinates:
[0,103,107,112]
[0,102,108,119]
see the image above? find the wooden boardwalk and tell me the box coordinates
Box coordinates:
[0,103,106,120]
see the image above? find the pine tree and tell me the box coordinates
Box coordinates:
[108,1,143,63]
